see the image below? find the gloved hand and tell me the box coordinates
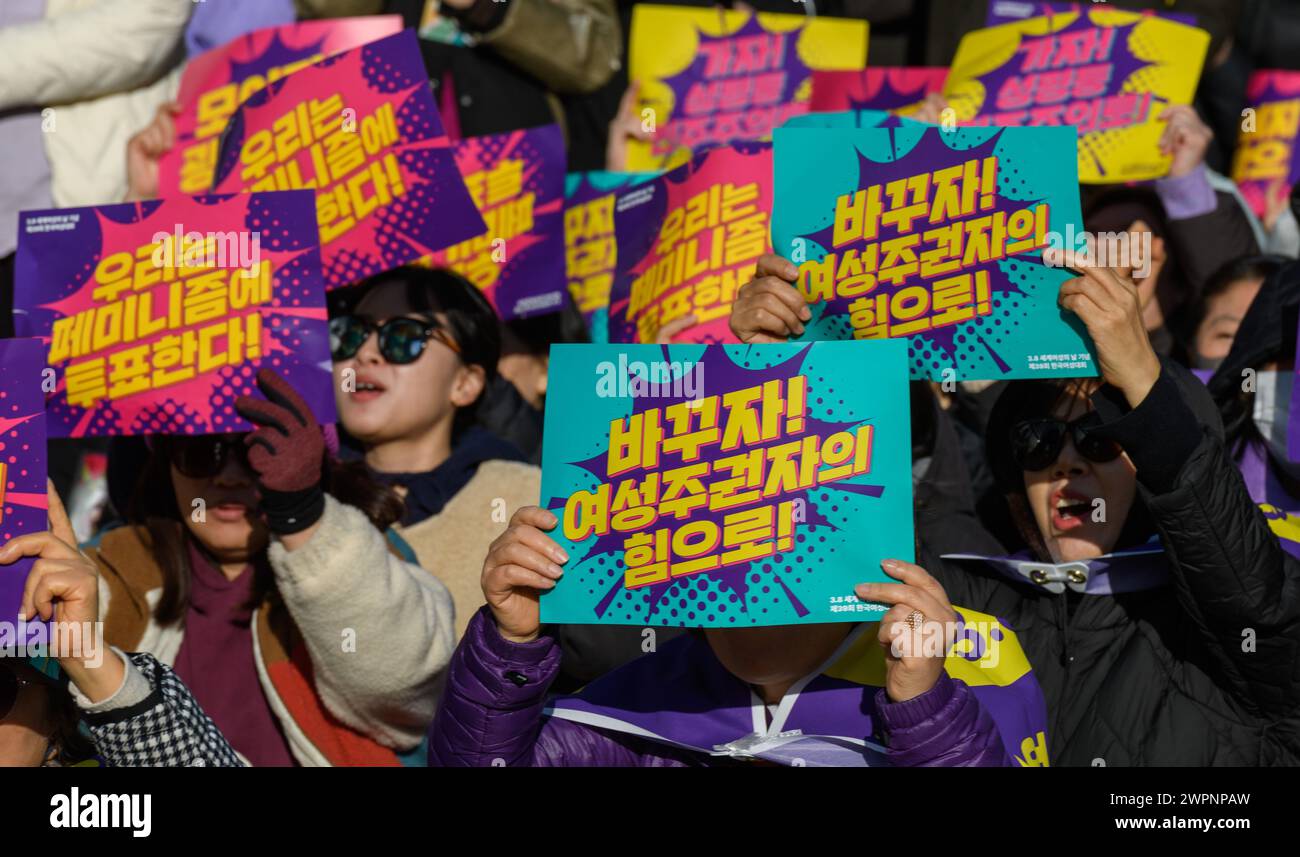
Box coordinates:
[234,368,327,535]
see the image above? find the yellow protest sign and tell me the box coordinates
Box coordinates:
[942,8,1209,183]
[627,5,867,172]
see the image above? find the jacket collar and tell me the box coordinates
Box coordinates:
[943,541,1170,595]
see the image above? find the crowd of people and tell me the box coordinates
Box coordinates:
[2,0,1300,768]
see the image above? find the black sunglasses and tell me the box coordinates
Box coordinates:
[0,662,39,721]
[329,315,460,365]
[162,434,251,480]
[1010,414,1123,471]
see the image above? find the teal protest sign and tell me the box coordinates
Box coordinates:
[539,341,913,627]
[773,125,1096,380]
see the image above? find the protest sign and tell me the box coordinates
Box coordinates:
[607,143,771,346]
[565,171,659,342]
[539,340,913,627]
[782,109,902,130]
[943,8,1209,183]
[627,5,867,171]
[1233,71,1300,221]
[161,16,402,195]
[212,30,485,290]
[985,1,1196,27]
[810,68,948,113]
[422,125,567,320]
[773,124,1095,381]
[0,339,49,651]
[14,191,335,438]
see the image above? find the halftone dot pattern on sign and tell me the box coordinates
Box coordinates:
[129,399,209,435]
[246,198,315,252]
[802,353,869,423]
[361,44,422,93]
[208,364,260,433]
[273,252,321,305]
[375,182,439,265]
[324,247,381,290]
[396,89,440,141]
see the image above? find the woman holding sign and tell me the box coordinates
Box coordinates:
[426,508,1021,767]
[0,484,241,767]
[730,252,1300,766]
[84,368,456,767]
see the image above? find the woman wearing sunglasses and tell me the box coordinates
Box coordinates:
[731,251,1300,765]
[329,266,540,641]
[2,486,240,766]
[82,368,456,766]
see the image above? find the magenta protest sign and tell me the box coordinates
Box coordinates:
[14,190,336,438]
[161,15,403,196]
[0,339,49,651]
[212,30,486,290]
[1233,71,1300,221]
[607,143,772,346]
[810,68,948,113]
[425,125,568,320]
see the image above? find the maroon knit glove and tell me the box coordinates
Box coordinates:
[234,368,326,534]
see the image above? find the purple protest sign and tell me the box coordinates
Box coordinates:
[985,1,1196,27]
[211,30,486,290]
[15,191,337,438]
[425,124,568,320]
[0,339,49,652]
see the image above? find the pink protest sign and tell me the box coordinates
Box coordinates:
[1232,71,1300,221]
[424,125,568,320]
[810,68,948,113]
[0,339,49,650]
[13,190,337,438]
[212,30,486,290]
[161,16,402,196]
[607,143,772,345]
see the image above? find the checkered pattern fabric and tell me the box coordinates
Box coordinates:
[82,653,245,767]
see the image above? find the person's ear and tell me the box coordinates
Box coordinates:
[535,354,549,401]
[450,363,487,409]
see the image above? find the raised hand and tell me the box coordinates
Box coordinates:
[856,559,959,703]
[481,506,568,643]
[729,254,810,343]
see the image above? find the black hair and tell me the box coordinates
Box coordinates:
[1182,254,1287,352]
[502,301,591,357]
[330,266,502,438]
[128,446,404,625]
[985,378,1155,561]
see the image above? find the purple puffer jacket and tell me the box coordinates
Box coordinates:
[428,608,1011,767]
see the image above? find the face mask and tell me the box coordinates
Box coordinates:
[1252,370,1293,459]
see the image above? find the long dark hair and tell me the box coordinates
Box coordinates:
[46,682,96,765]
[127,448,405,625]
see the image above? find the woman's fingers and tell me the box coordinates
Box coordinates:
[854,580,950,623]
[754,253,799,283]
[0,530,83,564]
[489,541,564,583]
[46,479,78,549]
[498,564,556,592]
[880,559,950,604]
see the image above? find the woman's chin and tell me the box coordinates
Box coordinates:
[1048,534,1109,563]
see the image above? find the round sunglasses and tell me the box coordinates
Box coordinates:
[161,434,251,480]
[0,662,39,721]
[329,315,460,365]
[1010,414,1123,472]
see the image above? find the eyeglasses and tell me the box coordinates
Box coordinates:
[162,434,251,480]
[0,662,38,721]
[329,315,460,365]
[1010,414,1123,471]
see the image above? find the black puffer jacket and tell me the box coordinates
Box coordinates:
[928,362,1300,766]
